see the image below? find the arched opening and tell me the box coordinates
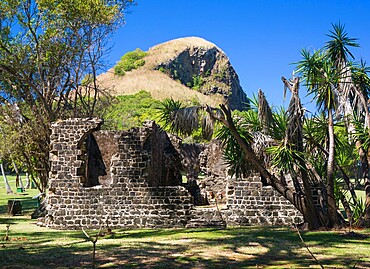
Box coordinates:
[142,129,182,187]
[77,133,107,187]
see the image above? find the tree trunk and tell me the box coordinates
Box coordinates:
[365,150,370,224]
[13,161,24,190]
[351,87,370,225]
[299,160,326,229]
[365,179,370,223]
[1,161,13,194]
[326,111,339,227]
[25,172,31,189]
[281,76,327,229]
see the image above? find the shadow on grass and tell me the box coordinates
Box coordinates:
[0,194,38,215]
[1,226,370,268]
[1,241,93,268]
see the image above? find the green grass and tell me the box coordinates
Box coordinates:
[0,175,40,215]
[1,221,370,268]
[1,177,370,268]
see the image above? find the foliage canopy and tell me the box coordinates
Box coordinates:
[0,0,134,192]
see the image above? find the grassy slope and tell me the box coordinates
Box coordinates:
[1,178,370,268]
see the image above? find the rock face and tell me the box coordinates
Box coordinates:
[153,37,249,110]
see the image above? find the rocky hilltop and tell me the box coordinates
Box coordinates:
[98,37,248,110]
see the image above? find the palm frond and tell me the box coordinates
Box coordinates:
[217,117,254,178]
[157,98,184,129]
[248,93,259,111]
[352,113,370,151]
[351,60,370,119]
[352,60,370,97]
[223,145,250,178]
[266,142,305,173]
[243,109,261,132]
[170,106,200,136]
[285,81,304,150]
[295,48,325,89]
[303,113,329,151]
[271,107,287,140]
[325,22,359,66]
[201,112,214,140]
[157,98,201,136]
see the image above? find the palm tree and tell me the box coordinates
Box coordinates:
[325,23,359,122]
[326,23,370,225]
[296,23,370,227]
[350,62,370,224]
[352,112,370,224]
[296,49,340,227]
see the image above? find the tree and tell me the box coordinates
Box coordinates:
[349,63,370,224]
[308,23,370,224]
[296,49,341,226]
[12,160,24,190]
[295,23,370,227]
[0,0,134,192]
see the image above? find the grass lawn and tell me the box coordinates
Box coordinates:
[1,178,370,268]
[0,175,40,215]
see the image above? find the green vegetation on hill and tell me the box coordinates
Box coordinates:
[186,75,205,91]
[103,90,161,130]
[102,91,208,137]
[114,48,147,76]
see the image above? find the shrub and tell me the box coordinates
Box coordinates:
[134,59,145,68]
[114,66,126,76]
[158,66,167,73]
[114,48,147,76]
[192,75,204,91]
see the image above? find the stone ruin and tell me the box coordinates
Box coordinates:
[41,118,303,229]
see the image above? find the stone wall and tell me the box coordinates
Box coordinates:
[225,175,303,226]
[45,118,191,229]
[43,118,303,229]
[199,139,228,202]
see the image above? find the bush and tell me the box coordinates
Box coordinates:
[192,75,204,91]
[158,66,167,73]
[134,59,145,68]
[114,66,126,76]
[114,48,147,76]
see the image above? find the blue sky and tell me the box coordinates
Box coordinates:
[107,0,370,112]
